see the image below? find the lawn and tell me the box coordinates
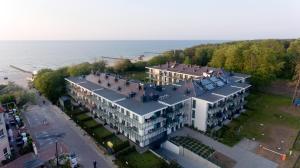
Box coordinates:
[117,150,166,168]
[76,113,91,121]
[83,120,99,128]
[92,126,113,140]
[216,91,300,146]
[106,135,123,147]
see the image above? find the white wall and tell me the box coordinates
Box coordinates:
[193,98,208,131]
[181,148,220,168]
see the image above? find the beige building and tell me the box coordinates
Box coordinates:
[0,108,11,162]
[146,62,249,85]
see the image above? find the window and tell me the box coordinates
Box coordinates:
[133,114,139,121]
[126,111,130,116]
[121,108,124,114]
[192,120,195,127]
[192,100,196,108]
[192,110,195,118]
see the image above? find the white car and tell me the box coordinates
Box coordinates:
[68,153,78,168]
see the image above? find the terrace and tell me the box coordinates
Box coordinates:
[170,136,215,159]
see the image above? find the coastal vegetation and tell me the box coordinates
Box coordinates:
[147,39,300,85]
[33,39,300,103]
[0,83,36,106]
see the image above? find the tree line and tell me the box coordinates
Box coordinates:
[34,39,300,102]
[147,39,300,85]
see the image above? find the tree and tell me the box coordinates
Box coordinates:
[91,60,107,72]
[209,46,228,68]
[114,59,134,73]
[183,56,192,65]
[34,70,66,102]
[67,62,91,76]
[194,47,214,66]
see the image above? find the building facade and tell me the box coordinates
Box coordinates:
[66,73,189,147]
[146,62,249,85]
[66,65,250,147]
[0,107,11,162]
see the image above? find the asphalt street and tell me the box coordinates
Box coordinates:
[23,93,115,168]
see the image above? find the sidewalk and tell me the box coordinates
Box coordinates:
[171,127,278,168]
[53,106,117,168]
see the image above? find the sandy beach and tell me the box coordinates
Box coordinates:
[0,71,31,88]
[0,54,155,88]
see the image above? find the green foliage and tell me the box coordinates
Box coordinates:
[144,39,300,86]
[14,90,36,106]
[147,55,170,66]
[183,56,192,65]
[91,60,107,72]
[194,47,214,66]
[115,148,167,168]
[67,62,92,76]
[114,59,134,73]
[215,91,297,146]
[34,69,66,102]
[0,94,15,104]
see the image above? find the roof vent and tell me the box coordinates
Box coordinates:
[129,92,136,98]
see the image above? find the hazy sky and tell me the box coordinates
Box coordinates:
[0,0,299,40]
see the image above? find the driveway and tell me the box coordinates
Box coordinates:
[22,93,115,168]
[170,127,278,168]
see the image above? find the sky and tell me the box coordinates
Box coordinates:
[0,0,299,40]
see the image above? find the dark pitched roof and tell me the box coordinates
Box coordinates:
[78,81,103,91]
[149,62,223,77]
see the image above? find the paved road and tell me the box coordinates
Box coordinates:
[170,127,278,168]
[23,94,115,168]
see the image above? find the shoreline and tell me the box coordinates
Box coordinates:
[0,54,156,88]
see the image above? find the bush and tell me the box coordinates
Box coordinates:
[112,140,130,153]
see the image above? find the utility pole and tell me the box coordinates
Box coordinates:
[56,141,59,167]
[93,160,97,168]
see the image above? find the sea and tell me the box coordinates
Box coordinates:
[0,40,222,86]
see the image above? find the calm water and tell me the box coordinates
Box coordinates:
[0,40,222,79]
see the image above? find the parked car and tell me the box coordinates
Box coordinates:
[68,153,78,168]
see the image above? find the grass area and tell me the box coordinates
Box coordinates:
[76,113,91,121]
[92,126,113,140]
[83,120,99,128]
[293,132,300,151]
[170,136,214,159]
[216,91,300,146]
[106,135,123,147]
[116,149,167,168]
